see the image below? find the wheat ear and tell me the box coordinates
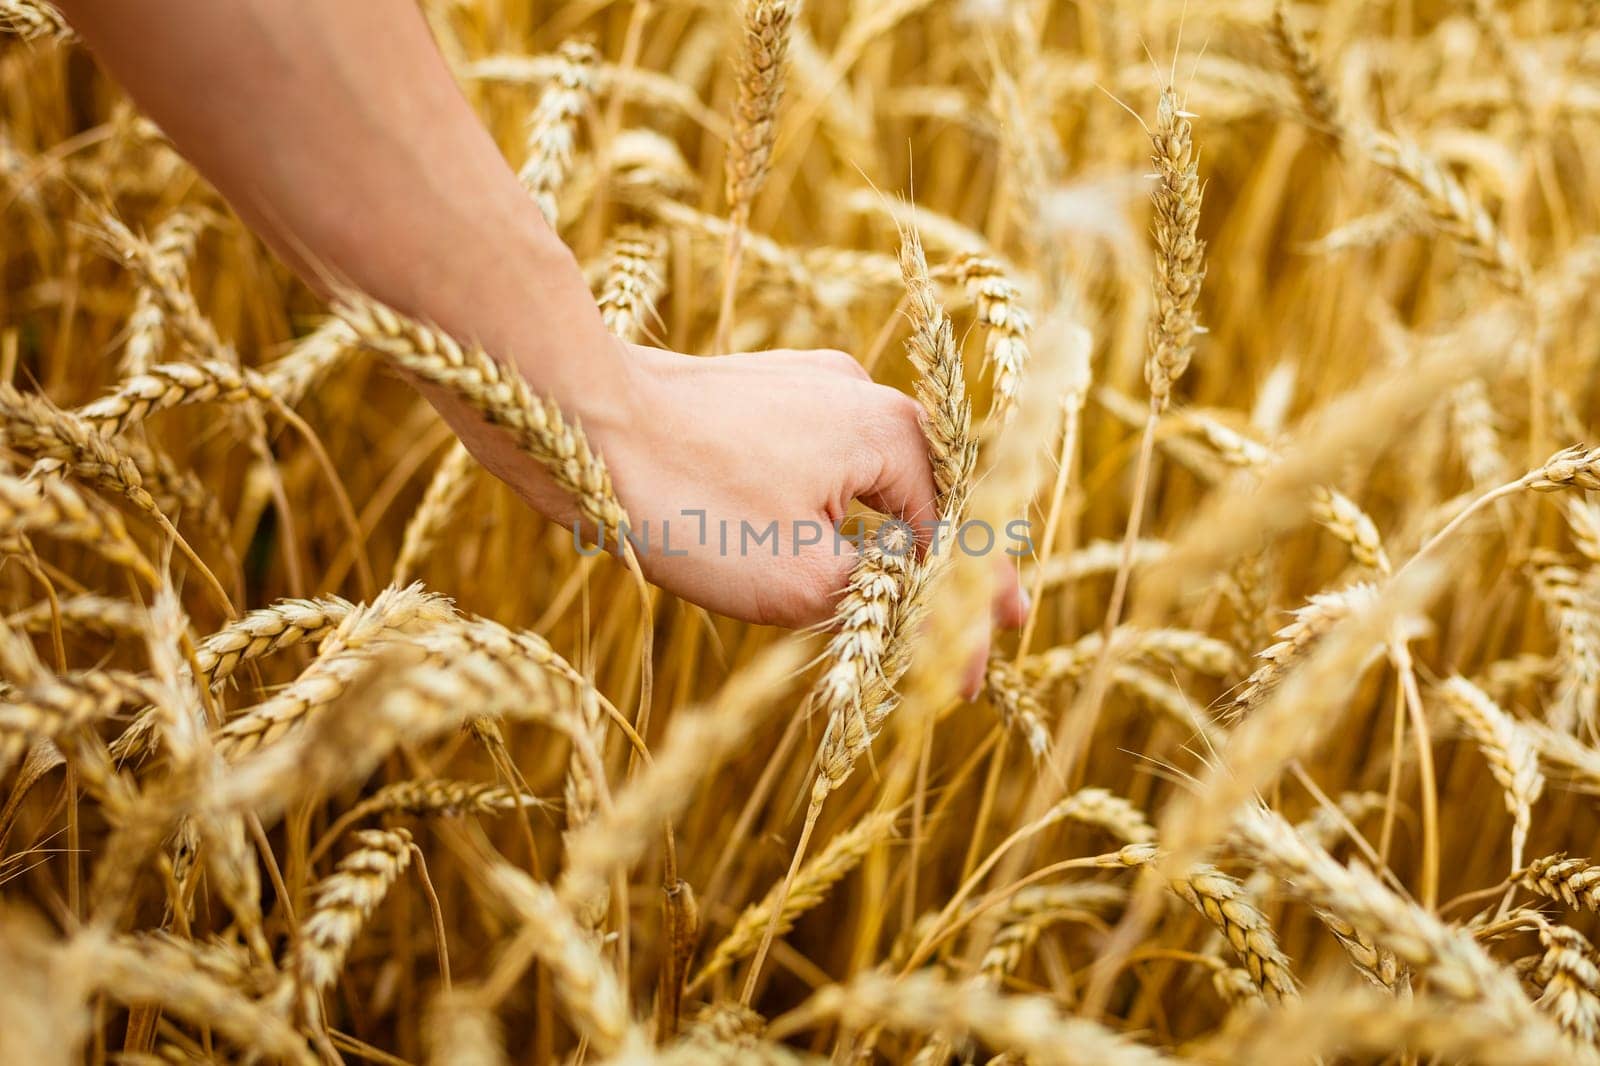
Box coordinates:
[286,828,414,1014]
[1233,805,1539,1025]
[335,291,629,538]
[1522,854,1600,913]
[1531,921,1600,1047]
[0,0,73,41]
[595,225,669,342]
[1437,676,1544,873]
[393,442,478,585]
[713,0,798,351]
[0,473,156,586]
[119,211,201,376]
[692,810,897,991]
[517,39,599,225]
[483,864,637,1055]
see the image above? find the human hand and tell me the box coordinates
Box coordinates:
[451,339,1027,683]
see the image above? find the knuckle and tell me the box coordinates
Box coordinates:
[865,387,925,446]
[885,387,923,426]
[816,348,869,381]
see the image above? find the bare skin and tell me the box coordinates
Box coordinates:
[56,0,1024,661]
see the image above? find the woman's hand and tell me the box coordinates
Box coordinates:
[453,340,1029,634]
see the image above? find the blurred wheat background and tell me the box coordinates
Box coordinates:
[4,0,1600,1062]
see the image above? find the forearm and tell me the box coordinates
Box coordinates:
[57,0,624,409]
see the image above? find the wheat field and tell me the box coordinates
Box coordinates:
[4,0,1600,1062]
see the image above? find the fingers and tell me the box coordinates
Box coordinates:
[795,348,872,382]
[746,347,872,383]
[752,532,857,630]
[961,630,991,700]
[961,570,1030,698]
[850,385,939,538]
[994,561,1029,630]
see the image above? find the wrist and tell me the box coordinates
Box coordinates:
[418,204,642,434]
